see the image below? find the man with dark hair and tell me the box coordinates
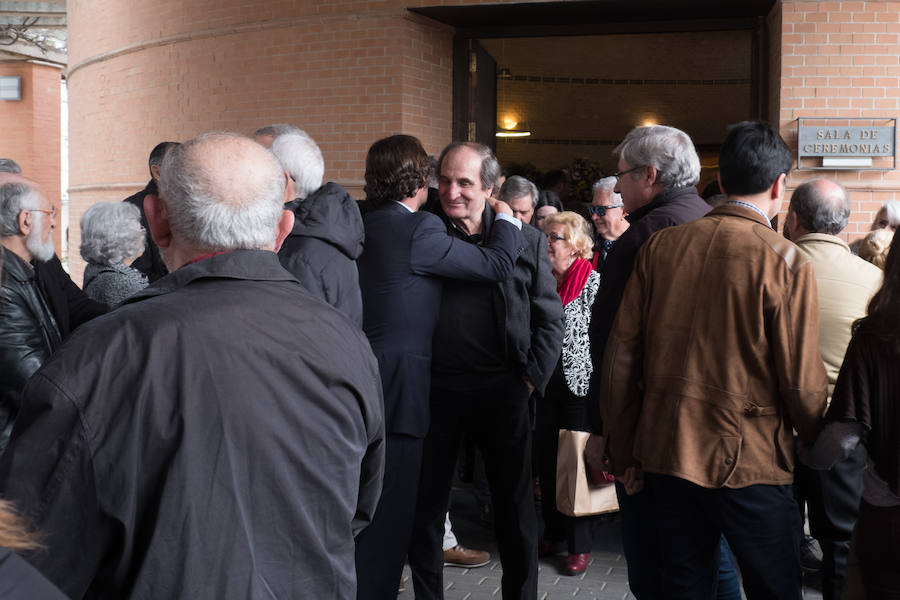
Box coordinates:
[409,141,563,600]
[600,121,827,598]
[355,134,524,600]
[0,133,384,599]
[122,141,179,282]
[585,125,710,598]
[785,178,882,600]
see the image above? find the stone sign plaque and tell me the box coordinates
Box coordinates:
[796,118,896,170]
[798,126,894,157]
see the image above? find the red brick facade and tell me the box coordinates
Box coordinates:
[0,62,62,251]
[61,0,900,279]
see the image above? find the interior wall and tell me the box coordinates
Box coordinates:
[482,31,754,195]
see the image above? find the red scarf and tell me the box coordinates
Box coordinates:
[557,258,593,306]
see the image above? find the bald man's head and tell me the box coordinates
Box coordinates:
[158,133,287,252]
[789,178,851,236]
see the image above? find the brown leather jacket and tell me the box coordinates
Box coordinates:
[599,204,828,488]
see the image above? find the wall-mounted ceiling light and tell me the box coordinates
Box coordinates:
[501,116,518,130]
[642,118,657,127]
[496,130,531,138]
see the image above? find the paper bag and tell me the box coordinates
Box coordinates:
[555,429,619,517]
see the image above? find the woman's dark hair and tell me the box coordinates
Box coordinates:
[364,135,431,208]
[857,232,900,340]
[535,190,564,212]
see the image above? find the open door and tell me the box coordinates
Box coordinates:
[453,38,497,151]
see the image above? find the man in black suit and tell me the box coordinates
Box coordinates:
[354,135,524,599]
[409,142,564,600]
[122,141,180,283]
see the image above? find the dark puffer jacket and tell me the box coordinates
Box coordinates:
[278,182,365,327]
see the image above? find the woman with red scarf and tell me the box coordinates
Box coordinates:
[535,211,602,576]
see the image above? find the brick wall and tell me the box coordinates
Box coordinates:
[778,0,900,243]
[0,62,62,252]
[66,0,454,280]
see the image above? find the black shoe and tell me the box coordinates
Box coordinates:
[800,535,823,573]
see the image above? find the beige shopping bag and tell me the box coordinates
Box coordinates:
[555,429,619,517]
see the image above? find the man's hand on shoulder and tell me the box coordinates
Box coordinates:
[489,197,513,217]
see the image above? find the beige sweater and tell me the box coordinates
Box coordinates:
[795,233,883,401]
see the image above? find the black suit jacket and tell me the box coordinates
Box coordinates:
[430,202,564,397]
[123,180,168,283]
[33,255,107,339]
[358,202,524,437]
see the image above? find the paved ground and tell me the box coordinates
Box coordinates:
[397,484,825,599]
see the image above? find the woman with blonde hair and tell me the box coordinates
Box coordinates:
[534,211,601,575]
[857,228,893,269]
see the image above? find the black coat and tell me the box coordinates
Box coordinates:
[0,250,385,600]
[430,202,563,395]
[358,202,524,437]
[279,182,365,327]
[122,180,168,283]
[587,185,710,430]
[0,548,65,600]
[33,254,107,340]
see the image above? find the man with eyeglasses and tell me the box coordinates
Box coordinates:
[584,125,710,598]
[588,176,629,270]
[0,174,106,454]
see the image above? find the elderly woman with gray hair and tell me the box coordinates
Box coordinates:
[80,202,149,307]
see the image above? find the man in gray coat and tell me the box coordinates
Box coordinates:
[0,133,385,599]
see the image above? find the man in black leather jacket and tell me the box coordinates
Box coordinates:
[0,178,64,452]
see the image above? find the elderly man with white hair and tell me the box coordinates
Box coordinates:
[0,133,385,600]
[0,174,106,454]
[268,128,365,326]
[588,176,628,270]
[585,125,711,598]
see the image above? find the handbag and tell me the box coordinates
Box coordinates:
[555,429,619,517]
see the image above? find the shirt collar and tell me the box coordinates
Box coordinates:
[726,200,772,228]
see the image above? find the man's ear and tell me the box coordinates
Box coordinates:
[144,194,173,249]
[283,170,295,204]
[717,173,727,196]
[645,165,659,186]
[274,209,295,252]
[17,209,32,236]
[772,172,787,201]
[150,164,161,182]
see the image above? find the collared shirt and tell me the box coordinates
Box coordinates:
[726,200,772,228]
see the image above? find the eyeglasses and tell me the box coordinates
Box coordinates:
[27,207,57,218]
[613,165,645,179]
[547,232,567,242]
[588,204,624,217]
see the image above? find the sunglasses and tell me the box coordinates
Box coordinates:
[588,204,623,217]
[547,232,567,242]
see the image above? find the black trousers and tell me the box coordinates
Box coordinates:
[355,434,423,600]
[409,375,538,600]
[794,443,865,600]
[534,371,595,554]
[647,473,802,600]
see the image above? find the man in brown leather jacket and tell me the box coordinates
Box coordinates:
[600,121,828,599]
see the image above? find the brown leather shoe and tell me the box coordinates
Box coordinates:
[564,553,590,576]
[443,544,490,568]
